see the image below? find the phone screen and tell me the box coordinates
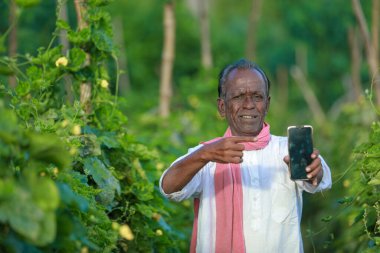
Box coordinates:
[287,125,313,180]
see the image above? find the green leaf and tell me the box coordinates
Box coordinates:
[31,177,60,211]
[26,65,43,82]
[368,178,380,186]
[33,212,56,245]
[68,48,87,71]
[92,29,114,52]
[98,133,120,149]
[135,203,156,218]
[15,81,30,96]
[56,19,71,31]
[28,132,71,169]
[83,157,120,205]
[56,182,89,212]
[130,181,154,201]
[80,134,102,157]
[68,28,91,44]
[0,176,59,246]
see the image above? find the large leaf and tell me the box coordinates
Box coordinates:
[83,157,120,205]
[0,176,59,246]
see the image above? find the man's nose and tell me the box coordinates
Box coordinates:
[242,95,255,108]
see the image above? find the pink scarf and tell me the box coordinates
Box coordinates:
[190,123,271,253]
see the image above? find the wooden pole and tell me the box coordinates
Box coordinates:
[8,0,18,88]
[112,16,131,95]
[199,0,212,69]
[245,0,262,60]
[74,0,92,114]
[58,0,73,103]
[159,2,175,118]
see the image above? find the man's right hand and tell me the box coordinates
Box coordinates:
[161,136,256,194]
[200,136,257,164]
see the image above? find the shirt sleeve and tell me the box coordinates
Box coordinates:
[159,144,205,202]
[296,155,332,193]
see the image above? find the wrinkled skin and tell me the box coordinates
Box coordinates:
[217,68,270,137]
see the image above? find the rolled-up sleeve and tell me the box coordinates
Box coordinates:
[159,145,204,202]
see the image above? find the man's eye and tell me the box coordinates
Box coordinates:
[233,94,243,99]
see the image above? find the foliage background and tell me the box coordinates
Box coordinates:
[0,0,379,252]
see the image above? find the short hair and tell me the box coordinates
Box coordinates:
[218,59,271,98]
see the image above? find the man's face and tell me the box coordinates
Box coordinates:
[218,68,270,137]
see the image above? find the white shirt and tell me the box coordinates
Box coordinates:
[159,135,332,253]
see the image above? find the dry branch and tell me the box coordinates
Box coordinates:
[352,0,380,105]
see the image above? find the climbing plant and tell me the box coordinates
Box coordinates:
[0,0,184,252]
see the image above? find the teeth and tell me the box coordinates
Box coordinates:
[242,116,253,119]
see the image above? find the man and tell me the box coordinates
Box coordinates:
[159,59,332,253]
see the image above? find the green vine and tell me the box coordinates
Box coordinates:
[0,0,183,252]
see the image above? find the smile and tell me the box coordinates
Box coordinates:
[240,115,257,119]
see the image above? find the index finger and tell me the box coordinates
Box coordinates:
[311,148,320,159]
[228,136,257,143]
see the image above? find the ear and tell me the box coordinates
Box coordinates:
[217,98,226,117]
[265,96,271,115]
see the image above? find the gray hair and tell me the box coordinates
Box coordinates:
[218,59,270,98]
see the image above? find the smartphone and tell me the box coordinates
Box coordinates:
[287,125,314,180]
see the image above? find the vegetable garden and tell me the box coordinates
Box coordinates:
[0,0,379,252]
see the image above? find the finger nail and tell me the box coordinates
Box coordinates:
[307,174,312,179]
[306,167,311,172]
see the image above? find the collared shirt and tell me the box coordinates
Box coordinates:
[159,135,332,253]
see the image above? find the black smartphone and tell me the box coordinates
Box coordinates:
[287,125,314,181]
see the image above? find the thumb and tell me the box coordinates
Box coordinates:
[283,155,290,165]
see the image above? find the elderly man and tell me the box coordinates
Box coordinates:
[160,59,331,253]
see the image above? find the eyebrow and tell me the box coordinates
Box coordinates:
[229,89,265,95]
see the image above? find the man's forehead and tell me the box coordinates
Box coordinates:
[229,87,265,93]
[226,69,266,89]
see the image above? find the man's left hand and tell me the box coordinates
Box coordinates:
[283,149,323,186]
